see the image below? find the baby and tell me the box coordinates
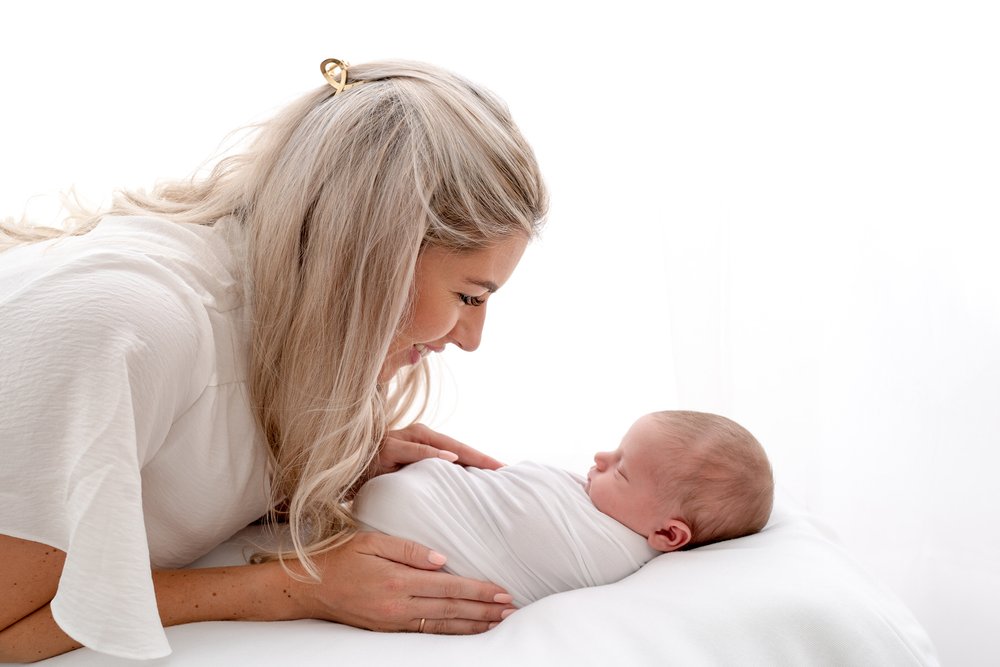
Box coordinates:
[353,410,774,607]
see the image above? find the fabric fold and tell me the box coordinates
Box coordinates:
[0,217,270,659]
[354,458,658,607]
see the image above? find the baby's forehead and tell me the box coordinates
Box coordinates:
[623,415,695,467]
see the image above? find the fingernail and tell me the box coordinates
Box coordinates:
[488,622,499,630]
[493,593,513,604]
[501,609,516,619]
[437,451,459,462]
[428,551,447,565]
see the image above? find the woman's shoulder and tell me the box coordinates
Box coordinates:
[0,216,252,409]
[1,215,246,314]
[88,216,245,311]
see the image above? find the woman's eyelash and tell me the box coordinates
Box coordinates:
[459,293,486,307]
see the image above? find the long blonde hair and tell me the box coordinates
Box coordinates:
[2,60,547,576]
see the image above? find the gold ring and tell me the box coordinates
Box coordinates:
[418,617,426,633]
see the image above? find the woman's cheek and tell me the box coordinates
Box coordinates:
[412,301,457,343]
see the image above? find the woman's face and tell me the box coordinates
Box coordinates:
[380,235,529,382]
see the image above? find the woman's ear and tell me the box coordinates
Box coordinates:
[648,519,692,552]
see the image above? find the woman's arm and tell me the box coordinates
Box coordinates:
[0,532,514,663]
[1,535,77,662]
[0,547,293,663]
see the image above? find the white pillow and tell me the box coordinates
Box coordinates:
[47,490,939,666]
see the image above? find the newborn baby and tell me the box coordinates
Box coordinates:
[353,410,774,607]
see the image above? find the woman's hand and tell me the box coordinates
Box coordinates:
[374,423,503,475]
[285,532,515,634]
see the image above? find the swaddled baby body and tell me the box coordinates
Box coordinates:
[354,459,657,607]
[353,410,775,607]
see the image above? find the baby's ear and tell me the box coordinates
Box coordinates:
[648,519,692,552]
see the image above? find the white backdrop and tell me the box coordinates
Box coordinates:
[2,2,997,664]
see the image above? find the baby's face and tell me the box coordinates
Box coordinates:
[585,414,669,538]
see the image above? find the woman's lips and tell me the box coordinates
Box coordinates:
[409,343,446,365]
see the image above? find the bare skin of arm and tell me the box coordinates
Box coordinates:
[0,533,514,663]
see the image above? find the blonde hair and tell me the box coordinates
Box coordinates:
[650,411,773,547]
[2,60,547,577]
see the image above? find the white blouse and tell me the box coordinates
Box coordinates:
[0,216,271,659]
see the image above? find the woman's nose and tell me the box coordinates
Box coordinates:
[451,304,486,352]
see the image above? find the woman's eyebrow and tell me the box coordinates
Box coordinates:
[466,279,498,293]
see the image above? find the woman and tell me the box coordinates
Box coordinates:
[0,58,547,662]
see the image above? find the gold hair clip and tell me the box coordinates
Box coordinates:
[321,58,363,94]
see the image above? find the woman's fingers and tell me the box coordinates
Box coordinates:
[411,425,504,469]
[403,576,515,635]
[407,594,517,635]
[378,437,458,474]
[387,424,504,470]
[437,439,504,470]
[354,532,450,572]
[360,533,512,603]
[356,533,515,614]
[407,590,516,619]
[404,569,515,606]
[298,533,515,635]
[415,618,495,635]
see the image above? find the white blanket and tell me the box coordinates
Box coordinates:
[45,489,940,666]
[352,459,658,607]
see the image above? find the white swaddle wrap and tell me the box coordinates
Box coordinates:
[353,458,659,607]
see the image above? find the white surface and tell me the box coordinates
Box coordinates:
[2,2,996,663]
[44,493,938,666]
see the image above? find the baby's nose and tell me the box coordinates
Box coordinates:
[593,451,610,469]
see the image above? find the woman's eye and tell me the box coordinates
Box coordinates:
[459,293,486,307]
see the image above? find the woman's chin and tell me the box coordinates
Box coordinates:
[379,345,429,384]
[378,355,408,384]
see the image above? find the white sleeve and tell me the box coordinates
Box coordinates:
[0,248,214,659]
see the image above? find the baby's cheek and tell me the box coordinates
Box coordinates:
[588,485,613,517]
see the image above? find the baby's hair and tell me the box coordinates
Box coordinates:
[649,411,773,547]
